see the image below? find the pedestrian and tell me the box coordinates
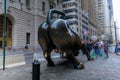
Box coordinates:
[97,40,103,57]
[104,40,109,58]
[117,42,120,52]
[93,40,99,58]
[114,42,120,55]
[81,40,87,55]
[100,41,105,57]
[86,40,93,53]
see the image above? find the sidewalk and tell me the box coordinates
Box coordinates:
[0,45,116,68]
[0,53,120,80]
[0,44,116,68]
[0,49,60,69]
[0,55,62,80]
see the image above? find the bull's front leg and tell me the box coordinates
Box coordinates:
[44,51,55,67]
[81,44,94,61]
[66,51,84,69]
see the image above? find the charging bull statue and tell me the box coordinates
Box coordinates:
[38,9,93,69]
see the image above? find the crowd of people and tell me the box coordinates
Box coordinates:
[83,39,109,59]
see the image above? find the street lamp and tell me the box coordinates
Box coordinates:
[114,22,117,44]
[3,0,7,71]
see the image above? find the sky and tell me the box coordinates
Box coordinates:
[112,0,120,40]
[112,0,120,26]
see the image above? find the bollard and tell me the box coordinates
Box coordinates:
[32,59,40,80]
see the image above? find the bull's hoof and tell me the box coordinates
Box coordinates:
[88,57,94,61]
[47,63,55,67]
[74,64,84,69]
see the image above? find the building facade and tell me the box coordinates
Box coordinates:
[81,10,89,40]
[0,0,114,51]
[63,0,79,33]
[97,0,114,42]
[81,0,101,39]
[97,0,104,27]
[0,0,62,50]
[107,0,114,43]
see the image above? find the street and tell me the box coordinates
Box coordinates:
[0,0,119,80]
[40,53,120,80]
[0,52,120,80]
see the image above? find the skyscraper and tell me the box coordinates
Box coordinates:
[63,0,79,33]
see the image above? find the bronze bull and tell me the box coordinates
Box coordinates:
[38,9,93,69]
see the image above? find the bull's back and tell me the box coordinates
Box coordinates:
[48,19,74,51]
[38,22,54,51]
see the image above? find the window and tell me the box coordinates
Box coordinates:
[10,0,14,3]
[82,14,88,20]
[50,5,54,9]
[42,2,45,13]
[18,0,21,2]
[65,15,78,19]
[26,0,30,9]
[26,33,30,44]
[82,19,88,25]
[63,8,78,13]
[0,41,2,48]
[0,16,12,38]
[63,3,77,8]
[77,28,79,32]
[57,0,59,5]
[49,2,55,9]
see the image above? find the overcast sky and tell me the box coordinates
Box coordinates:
[112,0,120,40]
[112,0,120,26]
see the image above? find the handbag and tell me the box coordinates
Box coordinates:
[90,49,96,59]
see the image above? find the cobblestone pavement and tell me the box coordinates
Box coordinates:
[0,53,120,80]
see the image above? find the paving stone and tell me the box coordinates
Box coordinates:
[0,53,120,80]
